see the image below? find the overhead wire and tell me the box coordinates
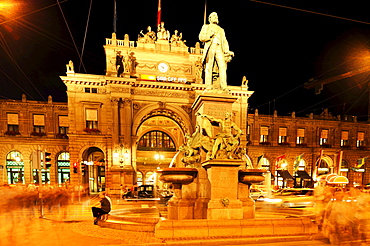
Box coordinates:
[0,32,43,100]
[78,0,93,72]
[296,79,369,114]
[56,0,87,73]
[250,0,370,115]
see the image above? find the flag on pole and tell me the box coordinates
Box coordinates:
[316,149,324,167]
[337,150,343,172]
[355,156,369,169]
[294,153,305,171]
[256,154,264,168]
[275,154,286,169]
[157,0,162,27]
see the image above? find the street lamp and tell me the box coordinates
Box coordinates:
[154,152,164,169]
[114,144,129,168]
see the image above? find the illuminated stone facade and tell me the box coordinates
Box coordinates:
[1,31,369,192]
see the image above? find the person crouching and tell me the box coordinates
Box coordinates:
[91,191,111,225]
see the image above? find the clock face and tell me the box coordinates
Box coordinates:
[158,62,169,73]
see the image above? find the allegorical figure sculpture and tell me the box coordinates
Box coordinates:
[116,51,124,77]
[138,26,156,43]
[199,12,234,91]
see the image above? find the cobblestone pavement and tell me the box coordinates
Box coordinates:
[0,198,333,246]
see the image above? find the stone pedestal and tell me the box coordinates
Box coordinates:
[192,94,238,119]
[193,167,211,219]
[238,169,267,219]
[238,182,255,219]
[202,160,244,219]
[156,168,198,220]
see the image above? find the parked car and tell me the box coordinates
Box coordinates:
[265,188,315,208]
[250,188,268,200]
[138,185,154,198]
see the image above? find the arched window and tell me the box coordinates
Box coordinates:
[6,151,24,184]
[57,152,70,184]
[145,172,154,185]
[137,172,143,186]
[138,130,175,151]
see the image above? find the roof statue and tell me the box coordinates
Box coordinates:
[199,12,234,93]
[66,60,74,73]
[157,22,170,40]
[138,26,156,43]
[170,30,186,47]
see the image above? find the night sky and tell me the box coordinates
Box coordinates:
[2,0,370,120]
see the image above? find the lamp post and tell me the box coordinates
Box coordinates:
[114,144,129,168]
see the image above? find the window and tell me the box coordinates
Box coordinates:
[138,130,175,151]
[6,151,24,184]
[341,131,349,147]
[33,114,45,133]
[58,116,69,137]
[260,126,269,143]
[57,152,70,184]
[85,87,98,93]
[320,129,329,145]
[357,132,365,148]
[296,128,305,144]
[85,109,98,129]
[278,127,287,144]
[7,113,19,134]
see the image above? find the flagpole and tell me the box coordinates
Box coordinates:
[113,0,117,33]
[157,0,162,27]
[203,0,207,24]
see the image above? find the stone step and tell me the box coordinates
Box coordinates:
[99,219,156,232]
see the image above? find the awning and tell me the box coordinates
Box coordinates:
[296,170,312,180]
[277,170,294,180]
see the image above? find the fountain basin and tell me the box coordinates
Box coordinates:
[238,169,266,185]
[156,168,198,185]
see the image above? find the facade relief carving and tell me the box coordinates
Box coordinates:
[132,88,189,98]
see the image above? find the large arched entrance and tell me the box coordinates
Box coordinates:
[135,115,184,188]
[81,147,105,194]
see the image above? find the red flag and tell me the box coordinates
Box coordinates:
[337,150,343,173]
[275,154,286,169]
[157,0,162,27]
[316,149,324,176]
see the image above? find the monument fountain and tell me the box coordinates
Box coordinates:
[153,12,318,239]
[101,11,318,241]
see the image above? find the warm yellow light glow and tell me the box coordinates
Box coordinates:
[0,1,21,19]
[140,74,156,81]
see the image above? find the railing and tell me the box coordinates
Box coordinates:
[105,38,203,54]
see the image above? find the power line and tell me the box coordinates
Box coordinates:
[250,0,370,25]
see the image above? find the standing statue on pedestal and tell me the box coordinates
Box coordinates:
[199,12,234,92]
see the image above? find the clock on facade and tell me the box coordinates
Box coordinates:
[158,62,169,73]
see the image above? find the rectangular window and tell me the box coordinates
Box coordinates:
[341,131,349,147]
[260,126,269,143]
[296,128,305,144]
[33,114,45,133]
[7,113,19,133]
[85,109,98,129]
[357,131,365,148]
[91,88,98,93]
[278,127,287,144]
[320,129,328,145]
[85,88,91,93]
[58,116,69,134]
